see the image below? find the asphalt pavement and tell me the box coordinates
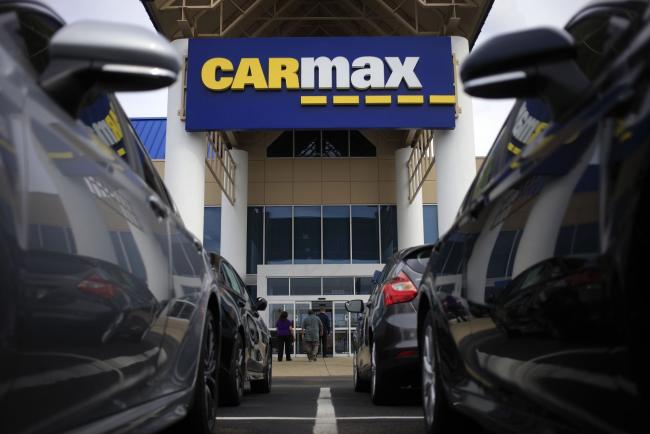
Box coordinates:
[216,370,424,434]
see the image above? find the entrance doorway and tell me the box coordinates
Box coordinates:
[268,300,361,358]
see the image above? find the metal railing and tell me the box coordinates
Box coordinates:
[205,131,236,205]
[407,129,435,203]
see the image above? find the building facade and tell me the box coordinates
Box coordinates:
[139,0,493,357]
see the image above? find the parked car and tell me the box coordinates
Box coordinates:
[207,253,272,405]
[0,2,221,433]
[417,1,650,433]
[346,244,433,404]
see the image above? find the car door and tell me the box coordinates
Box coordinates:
[456,4,645,432]
[0,6,172,433]
[220,260,267,375]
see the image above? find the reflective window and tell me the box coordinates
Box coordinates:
[265,206,292,264]
[380,205,398,263]
[352,206,379,263]
[291,278,322,295]
[294,206,321,264]
[323,206,350,263]
[355,277,374,295]
[423,204,439,244]
[487,231,521,278]
[295,130,321,157]
[247,207,264,274]
[267,278,289,296]
[323,130,349,157]
[267,131,293,157]
[349,131,377,157]
[203,207,221,253]
[323,277,354,295]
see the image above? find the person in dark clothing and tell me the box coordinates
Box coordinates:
[275,311,293,361]
[317,306,331,358]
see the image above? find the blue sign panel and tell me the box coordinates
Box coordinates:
[186,36,455,131]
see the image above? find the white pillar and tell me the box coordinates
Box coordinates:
[164,39,207,241]
[435,36,477,235]
[220,149,248,277]
[395,147,424,250]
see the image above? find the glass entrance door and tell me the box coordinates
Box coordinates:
[269,300,353,357]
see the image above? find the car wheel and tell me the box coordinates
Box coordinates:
[370,342,390,404]
[250,348,272,393]
[421,310,476,434]
[220,332,245,406]
[353,352,369,392]
[172,310,218,434]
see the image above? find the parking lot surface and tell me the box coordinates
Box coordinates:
[216,358,423,434]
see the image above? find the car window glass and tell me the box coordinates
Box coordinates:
[0,7,60,75]
[222,262,248,299]
[76,92,140,170]
[567,8,638,81]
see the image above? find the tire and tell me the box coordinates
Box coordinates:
[219,332,245,406]
[420,310,476,434]
[173,310,219,434]
[353,352,369,392]
[370,342,391,404]
[250,349,272,393]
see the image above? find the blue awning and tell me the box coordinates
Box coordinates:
[131,118,166,159]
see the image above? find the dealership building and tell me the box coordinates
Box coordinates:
[139,0,492,356]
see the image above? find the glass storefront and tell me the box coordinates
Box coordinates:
[268,300,360,357]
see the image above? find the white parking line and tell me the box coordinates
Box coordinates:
[314,387,338,434]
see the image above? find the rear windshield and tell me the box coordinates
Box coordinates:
[405,247,432,274]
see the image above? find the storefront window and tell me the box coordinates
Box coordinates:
[247,207,264,274]
[352,205,379,263]
[295,130,321,157]
[322,130,349,157]
[355,276,374,295]
[267,278,290,296]
[323,206,350,263]
[380,205,398,263]
[423,204,439,244]
[290,277,322,295]
[267,131,293,157]
[323,277,354,295]
[294,206,321,264]
[203,206,221,253]
[349,131,376,157]
[265,206,292,264]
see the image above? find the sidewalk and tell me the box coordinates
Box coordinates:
[272,357,353,377]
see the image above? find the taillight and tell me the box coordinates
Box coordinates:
[78,274,117,300]
[383,272,418,306]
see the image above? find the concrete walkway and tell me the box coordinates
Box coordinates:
[272,357,353,377]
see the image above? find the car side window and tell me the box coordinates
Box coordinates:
[567,7,640,81]
[121,116,174,208]
[221,262,248,299]
[0,7,61,76]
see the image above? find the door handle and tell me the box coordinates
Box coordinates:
[148,195,168,219]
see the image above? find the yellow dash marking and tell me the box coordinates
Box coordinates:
[507,142,521,155]
[397,95,424,105]
[428,95,456,105]
[48,151,74,159]
[333,95,360,105]
[365,95,392,105]
[117,148,127,157]
[301,95,327,106]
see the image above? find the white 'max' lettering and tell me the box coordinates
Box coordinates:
[385,57,422,89]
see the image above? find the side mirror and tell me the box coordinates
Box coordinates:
[345,299,364,314]
[371,270,382,284]
[254,297,268,311]
[41,21,180,115]
[461,27,589,118]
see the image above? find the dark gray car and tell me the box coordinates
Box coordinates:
[0,2,222,433]
[346,244,433,404]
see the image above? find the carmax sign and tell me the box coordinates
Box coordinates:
[186,36,456,131]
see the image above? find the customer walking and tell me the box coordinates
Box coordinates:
[275,311,294,361]
[317,306,331,358]
[301,310,323,361]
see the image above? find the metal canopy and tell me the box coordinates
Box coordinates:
[142,0,493,43]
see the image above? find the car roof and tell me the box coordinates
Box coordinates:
[394,243,434,262]
[0,0,65,25]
